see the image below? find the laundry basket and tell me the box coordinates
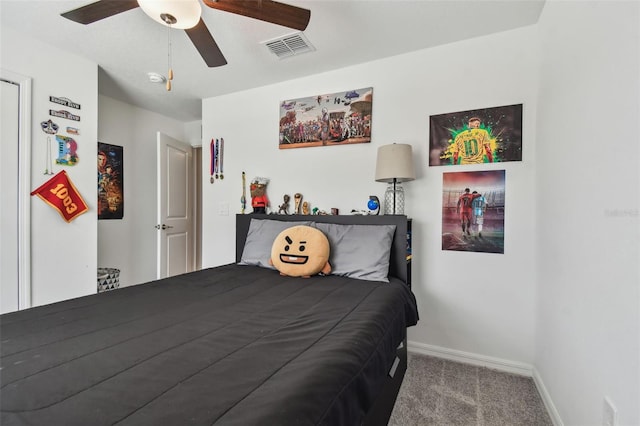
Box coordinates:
[97,267,120,292]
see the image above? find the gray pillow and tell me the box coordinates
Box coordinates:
[313,223,396,282]
[239,218,312,269]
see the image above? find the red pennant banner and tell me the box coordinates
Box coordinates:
[30,170,88,222]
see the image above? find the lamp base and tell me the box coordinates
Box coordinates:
[383,182,405,215]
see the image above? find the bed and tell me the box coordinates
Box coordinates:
[1,214,418,426]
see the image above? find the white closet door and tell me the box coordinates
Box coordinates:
[1,79,20,313]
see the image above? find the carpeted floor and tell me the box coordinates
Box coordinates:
[389,353,553,426]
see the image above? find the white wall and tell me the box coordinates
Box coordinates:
[184,120,203,147]
[1,27,98,306]
[535,2,640,425]
[6,2,638,423]
[1,26,194,302]
[202,25,539,366]
[98,95,188,287]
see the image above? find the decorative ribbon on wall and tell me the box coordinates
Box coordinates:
[215,138,219,179]
[209,137,225,184]
[214,139,216,183]
[40,119,58,175]
[219,137,224,179]
[241,171,246,213]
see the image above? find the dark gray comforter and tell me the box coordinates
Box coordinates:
[1,264,418,425]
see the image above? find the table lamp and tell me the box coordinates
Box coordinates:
[374,143,415,215]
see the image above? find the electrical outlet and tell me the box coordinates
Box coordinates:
[218,202,229,216]
[603,397,617,426]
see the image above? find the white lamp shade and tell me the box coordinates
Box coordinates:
[375,143,416,183]
[138,0,202,29]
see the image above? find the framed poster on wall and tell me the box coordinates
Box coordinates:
[279,87,373,149]
[97,142,123,220]
[429,104,523,166]
[442,170,505,254]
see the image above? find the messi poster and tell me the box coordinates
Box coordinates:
[429,104,522,166]
[442,170,505,254]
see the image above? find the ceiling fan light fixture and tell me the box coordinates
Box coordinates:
[138,0,201,29]
[147,72,167,84]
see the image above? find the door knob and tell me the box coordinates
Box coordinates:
[155,224,173,230]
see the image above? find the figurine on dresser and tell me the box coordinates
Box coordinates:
[250,177,270,214]
[278,194,290,215]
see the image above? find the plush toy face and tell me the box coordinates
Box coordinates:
[270,225,331,277]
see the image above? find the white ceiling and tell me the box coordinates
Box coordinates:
[1,0,545,122]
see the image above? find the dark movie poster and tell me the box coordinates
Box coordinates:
[429,104,522,166]
[97,142,123,220]
[442,170,505,254]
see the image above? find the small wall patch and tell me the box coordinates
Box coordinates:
[56,135,79,166]
[50,96,81,110]
[50,109,80,121]
[40,119,59,134]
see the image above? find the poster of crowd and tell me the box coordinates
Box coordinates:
[279,87,373,149]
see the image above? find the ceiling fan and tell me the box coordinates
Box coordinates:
[60,0,311,68]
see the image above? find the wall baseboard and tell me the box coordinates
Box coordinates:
[407,341,563,426]
[407,340,533,376]
[532,367,564,426]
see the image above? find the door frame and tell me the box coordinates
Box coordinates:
[1,68,32,310]
[193,146,202,270]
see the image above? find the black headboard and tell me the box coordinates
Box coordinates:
[235,214,409,284]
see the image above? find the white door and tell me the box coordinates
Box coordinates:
[0,71,31,314]
[1,79,20,313]
[156,132,194,279]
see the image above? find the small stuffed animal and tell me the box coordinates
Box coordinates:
[270,225,331,278]
[250,177,269,214]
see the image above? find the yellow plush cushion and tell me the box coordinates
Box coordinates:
[270,225,331,277]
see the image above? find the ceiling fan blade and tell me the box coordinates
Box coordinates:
[202,0,310,31]
[185,19,228,67]
[61,0,140,24]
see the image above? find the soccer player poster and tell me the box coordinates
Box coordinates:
[429,104,522,166]
[442,170,505,254]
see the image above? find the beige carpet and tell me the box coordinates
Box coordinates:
[389,353,553,425]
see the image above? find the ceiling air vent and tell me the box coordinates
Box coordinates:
[263,32,315,59]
